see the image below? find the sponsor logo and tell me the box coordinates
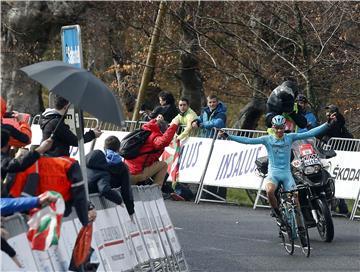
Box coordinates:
[179,141,202,170]
[332,166,360,181]
[215,146,262,180]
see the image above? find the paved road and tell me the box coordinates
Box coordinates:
[165,200,360,272]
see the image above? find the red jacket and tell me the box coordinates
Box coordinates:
[125,119,178,175]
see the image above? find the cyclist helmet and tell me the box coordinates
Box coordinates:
[271,115,286,127]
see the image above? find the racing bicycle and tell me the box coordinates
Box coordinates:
[277,184,311,257]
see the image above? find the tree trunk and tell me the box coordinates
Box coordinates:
[177,2,205,115]
[233,72,266,129]
[132,1,167,121]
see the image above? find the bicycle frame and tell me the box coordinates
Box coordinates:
[278,185,311,257]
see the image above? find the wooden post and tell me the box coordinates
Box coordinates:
[132,1,167,122]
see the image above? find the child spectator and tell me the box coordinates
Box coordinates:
[86,136,134,216]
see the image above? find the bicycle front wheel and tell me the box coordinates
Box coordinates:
[280,205,295,255]
[298,225,310,257]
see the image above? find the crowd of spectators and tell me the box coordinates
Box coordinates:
[0,79,357,268]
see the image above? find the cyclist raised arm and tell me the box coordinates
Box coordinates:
[219,114,335,240]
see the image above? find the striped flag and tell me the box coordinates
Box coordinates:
[162,137,182,188]
[27,191,65,251]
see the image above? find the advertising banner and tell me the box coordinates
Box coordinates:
[134,200,161,260]
[203,140,267,189]
[93,208,136,271]
[116,205,150,264]
[328,151,360,199]
[162,137,213,184]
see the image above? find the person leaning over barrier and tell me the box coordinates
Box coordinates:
[86,135,135,217]
[219,114,335,246]
[1,128,53,196]
[125,115,179,187]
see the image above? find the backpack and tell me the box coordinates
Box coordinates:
[119,129,158,159]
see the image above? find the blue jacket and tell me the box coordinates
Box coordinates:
[0,197,39,215]
[298,111,318,133]
[197,102,227,138]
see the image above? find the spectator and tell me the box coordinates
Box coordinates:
[318,104,353,143]
[125,115,179,187]
[141,91,178,124]
[7,154,90,227]
[318,104,353,216]
[192,94,227,138]
[173,97,198,141]
[191,94,227,199]
[1,128,53,196]
[1,97,31,148]
[265,80,307,132]
[296,94,318,133]
[39,94,102,157]
[0,194,58,215]
[86,135,135,216]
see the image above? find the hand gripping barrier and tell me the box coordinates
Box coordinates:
[1,186,189,271]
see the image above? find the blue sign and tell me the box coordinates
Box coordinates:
[61,25,83,68]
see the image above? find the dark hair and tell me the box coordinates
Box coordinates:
[179,97,189,105]
[158,120,168,133]
[54,95,69,110]
[207,94,218,101]
[158,91,175,105]
[104,136,121,151]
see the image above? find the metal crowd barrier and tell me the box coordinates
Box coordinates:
[195,127,267,204]
[1,186,189,272]
[326,137,360,152]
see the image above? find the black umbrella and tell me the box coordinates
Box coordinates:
[20,60,125,127]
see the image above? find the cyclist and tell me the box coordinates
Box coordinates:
[219,114,335,245]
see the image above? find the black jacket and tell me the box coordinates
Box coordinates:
[1,123,30,145]
[39,109,95,157]
[86,150,134,215]
[265,81,307,129]
[145,104,179,123]
[318,112,353,142]
[1,150,40,196]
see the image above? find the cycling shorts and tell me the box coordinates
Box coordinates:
[266,169,296,191]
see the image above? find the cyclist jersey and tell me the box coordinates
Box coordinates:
[229,123,329,174]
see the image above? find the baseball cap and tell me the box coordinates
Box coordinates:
[325,104,338,113]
